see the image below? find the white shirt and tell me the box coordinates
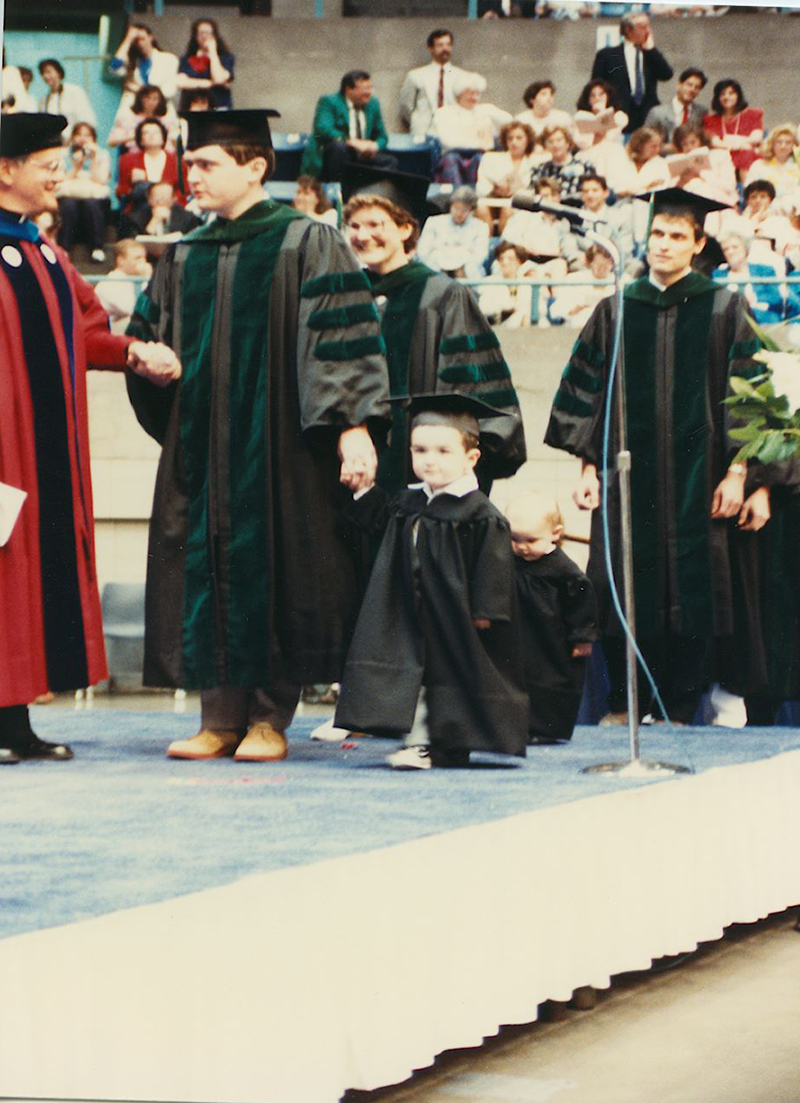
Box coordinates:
[415,213,490,280]
[40,83,97,133]
[348,103,367,140]
[399,61,468,137]
[624,40,643,97]
[411,472,479,502]
[429,102,511,152]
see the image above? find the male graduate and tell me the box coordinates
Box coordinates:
[126,109,390,762]
[544,188,765,725]
[0,113,179,763]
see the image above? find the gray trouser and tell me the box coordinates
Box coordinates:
[200,682,302,733]
[402,687,430,748]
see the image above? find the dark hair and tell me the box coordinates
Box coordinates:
[18,66,32,82]
[744,179,776,202]
[499,120,535,155]
[186,18,231,58]
[650,202,706,241]
[125,21,160,65]
[411,410,479,452]
[534,175,562,196]
[132,84,167,117]
[71,121,97,141]
[180,89,213,113]
[147,179,174,197]
[38,58,65,80]
[672,123,709,152]
[523,80,555,107]
[711,79,748,115]
[576,79,620,113]
[585,243,613,263]
[427,28,453,47]
[296,174,331,214]
[225,143,275,185]
[495,239,527,263]
[134,117,168,150]
[340,70,371,96]
[678,67,707,87]
[580,172,609,191]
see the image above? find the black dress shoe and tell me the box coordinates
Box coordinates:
[0,747,20,764]
[13,731,74,760]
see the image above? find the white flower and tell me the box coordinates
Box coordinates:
[756,350,800,413]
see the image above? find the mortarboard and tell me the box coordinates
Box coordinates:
[181,109,281,152]
[635,186,732,219]
[399,391,514,444]
[0,113,67,159]
[342,163,435,224]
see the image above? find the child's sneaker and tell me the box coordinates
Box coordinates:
[386,745,432,770]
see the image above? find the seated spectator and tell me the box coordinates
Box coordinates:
[503,177,579,272]
[182,89,213,113]
[16,67,38,112]
[626,126,670,189]
[109,21,179,117]
[177,18,234,111]
[108,84,180,153]
[717,179,794,256]
[744,124,800,199]
[128,181,200,238]
[38,58,96,134]
[703,79,763,181]
[416,186,490,278]
[577,172,634,259]
[291,175,339,226]
[530,125,595,205]
[549,243,615,328]
[429,71,512,186]
[117,118,183,228]
[670,123,739,208]
[713,232,800,324]
[515,80,573,157]
[645,68,709,146]
[301,70,395,182]
[56,122,111,263]
[479,241,536,327]
[573,79,634,195]
[94,239,152,334]
[475,120,537,234]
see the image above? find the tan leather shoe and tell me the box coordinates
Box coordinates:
[234,722,288,762]
[166,728,241,760]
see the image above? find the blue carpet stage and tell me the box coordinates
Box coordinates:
[2,710,800,1103]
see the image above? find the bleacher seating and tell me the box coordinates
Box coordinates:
[272,132,312,182]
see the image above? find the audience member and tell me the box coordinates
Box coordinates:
[117,118,182,226]
[626,125,669,188]
[301,70,395,182]
[670,123,738,208]
[530,125,595,204]
[38,59,96,133]
[56,122,111,262]
[503,177,579,273]
[291,175,339,226]
[177,18,235,111]
[128,181,199,237]
[591,13,673,134]
[416,185,490,278]
[475,120,537,234]
[399,28,466,137]
[515,80,574,155]
[703,78,764,180]
[16,67,38,113]
[429,71,511,186]
[95,239,152,333]
[645,67,708,145]
[577,172,634,259]
[573,79,634,195]
[109,21,179,115]
[713,231,800,325]
[479,241,537,326]
[744,124,800,199]
[549,243,615,328]
[108,84,180,153]
[720,179,792,251]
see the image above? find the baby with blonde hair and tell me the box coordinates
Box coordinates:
[506,493,597,744]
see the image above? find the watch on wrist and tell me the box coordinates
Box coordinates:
[728,463,747,477]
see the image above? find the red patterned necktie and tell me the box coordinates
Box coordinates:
[438,67,445,109]
[682,104,689,125]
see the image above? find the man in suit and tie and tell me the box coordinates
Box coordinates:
[399,28,467,138]
[302,70,396,182]
[591,13,673,135]
[645,68,709,147]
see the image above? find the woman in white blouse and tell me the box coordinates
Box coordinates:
[429,71,511,186]
[475,120,537,234]
[573,79,633,197]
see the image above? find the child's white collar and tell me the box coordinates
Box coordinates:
[410,472,480,501]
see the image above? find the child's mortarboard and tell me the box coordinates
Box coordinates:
[181,109,281,152]
[342,163,434,224]
[0,112,67,158]
[402,391,515,444]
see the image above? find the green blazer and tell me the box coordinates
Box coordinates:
[301,92,389,178]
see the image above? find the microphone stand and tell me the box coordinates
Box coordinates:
[509,195,691,778]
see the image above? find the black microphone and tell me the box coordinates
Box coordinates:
[511,191,604,228]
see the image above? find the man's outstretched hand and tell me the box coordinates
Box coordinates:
[127,341,182,387]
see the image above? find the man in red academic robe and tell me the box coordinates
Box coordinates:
[0,113,179,762]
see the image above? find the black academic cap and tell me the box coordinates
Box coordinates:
[635,186,732,218]
[181,109,281,152]
[342,163,434,223]
[0,113,67,158]
[399,391,514,443]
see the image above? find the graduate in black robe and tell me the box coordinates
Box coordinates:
[506,495,597,743]
[335,395,528,767]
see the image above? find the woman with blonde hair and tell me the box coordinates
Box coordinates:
[744,123,800,199]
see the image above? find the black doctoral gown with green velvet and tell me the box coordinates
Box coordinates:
[126,201,390,691]
[334,486,528,757]
[370,261,527,494]
[544,271,762,640]
[516,548,598,741]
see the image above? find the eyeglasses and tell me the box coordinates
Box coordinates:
[27,158,63,177]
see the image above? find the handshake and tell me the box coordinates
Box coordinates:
[127,341,182,388]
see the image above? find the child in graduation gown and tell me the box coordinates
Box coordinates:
[506,494,598,744]
[335,394,528,769]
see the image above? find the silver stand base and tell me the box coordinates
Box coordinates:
[582,758,693,778]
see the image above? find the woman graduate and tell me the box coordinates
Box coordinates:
[342,164,526,494]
